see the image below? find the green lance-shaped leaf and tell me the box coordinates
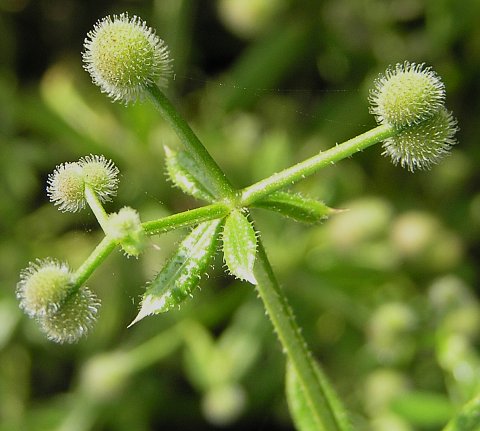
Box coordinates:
[129,219,223,326]
[251,191,338,224]
[223,210,257,285]
[165,145,216,202]
[286,360,353,431]
[443,394,480,431]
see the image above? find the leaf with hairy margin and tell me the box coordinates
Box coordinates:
[252,191,339,224]
[165,145,216,202]
[129,219,223,326]
[223,210,257,285]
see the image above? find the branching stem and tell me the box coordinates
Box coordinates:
[142,203,231,236]
[70,86,396,430]
[240,123,395,206]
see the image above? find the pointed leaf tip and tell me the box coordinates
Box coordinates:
[128,293,171,327]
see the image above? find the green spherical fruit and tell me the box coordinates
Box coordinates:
[83,13,172,104]
[370,62,445,128]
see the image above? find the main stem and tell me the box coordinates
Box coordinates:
[146,84,237,202]
[240,123,395,206]
[254,239,344,431]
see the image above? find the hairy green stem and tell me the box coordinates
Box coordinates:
[142,203,230,236]
[254,238,346,431]
[240,123,395,206]
[146,84,237,201]
[72,235,117,288]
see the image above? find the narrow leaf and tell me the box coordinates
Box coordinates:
[223,210,257,284]
[286,361,353,431]
[252,191,338,224]
[129,219,223,326]
[286,361,323,431]
[165,145,216,202]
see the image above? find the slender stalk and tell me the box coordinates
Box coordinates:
[72,235,117,288]
[84,185,110,232]
[240,123,395,206]
[145,84,237,201]
[254,238,346,431]
[142,203,230,236]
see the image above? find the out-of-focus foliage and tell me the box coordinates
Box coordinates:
[1,0,479,430]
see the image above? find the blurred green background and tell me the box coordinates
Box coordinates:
[1,0,480,430]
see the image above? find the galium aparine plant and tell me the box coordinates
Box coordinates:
[17,12,459,431]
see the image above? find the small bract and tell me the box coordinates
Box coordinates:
[83,13,172,104]
[107,206,145,257]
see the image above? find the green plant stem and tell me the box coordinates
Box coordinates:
[84,185,110,232]
[254,238,345,431]
[142,203,230,236]
[72,235,117,288]
[145,84,237,202]
[240,123,395,206]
